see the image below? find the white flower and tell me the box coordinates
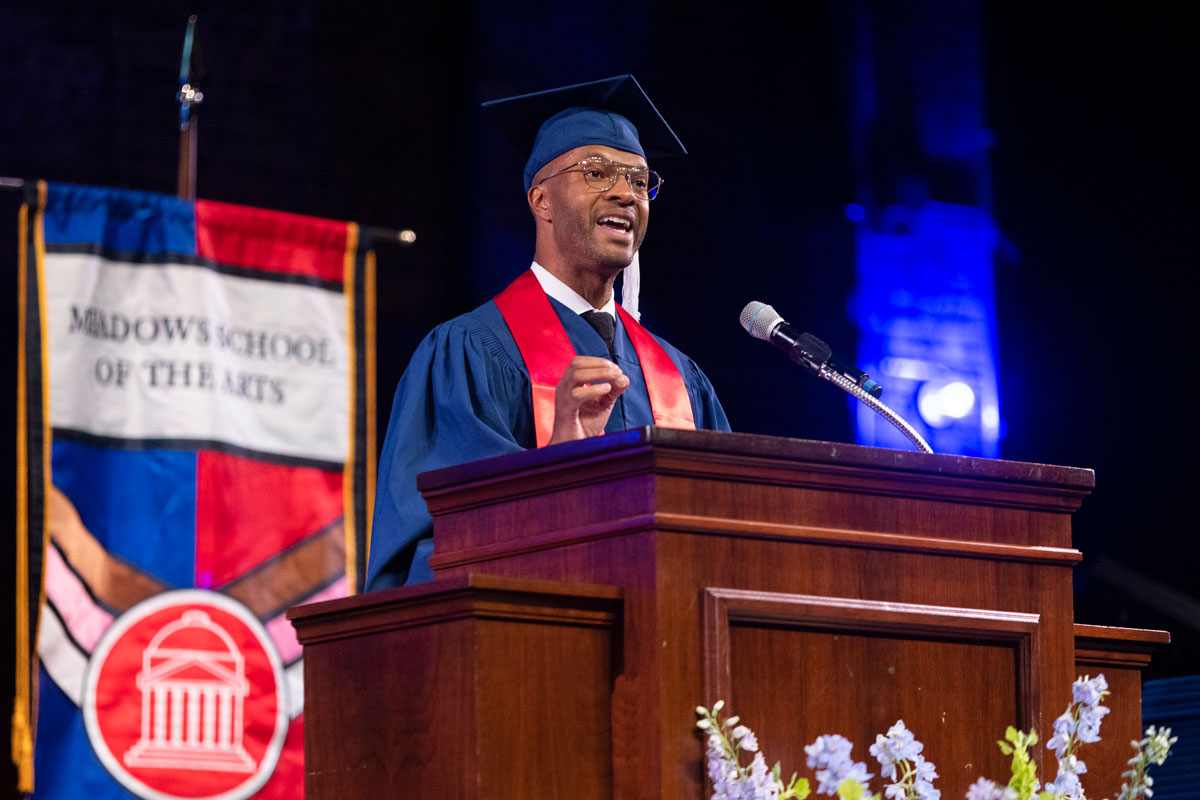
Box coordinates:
[1144,726,1175,765]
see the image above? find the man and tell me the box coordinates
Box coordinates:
[365,75,730,590]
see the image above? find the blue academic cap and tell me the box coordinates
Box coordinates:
[482,74,687,190]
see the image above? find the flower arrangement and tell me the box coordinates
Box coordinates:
[696,674,1175,800]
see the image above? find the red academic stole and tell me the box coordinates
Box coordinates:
[493,269,696,447]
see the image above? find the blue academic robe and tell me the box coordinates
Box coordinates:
[365,295,730,590]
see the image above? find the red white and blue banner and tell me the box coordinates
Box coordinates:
[15,182,375,799]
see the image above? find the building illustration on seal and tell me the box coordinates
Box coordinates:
[123,609,256,773]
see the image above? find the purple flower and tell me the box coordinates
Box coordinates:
[1046,753,1088,800]
[870,720,923,778]
[965,778,1005,800]
[1071,674,1108,707]
[908,754,940,800]
[833,760,874,794]
[1045,770,1083,800]
[869,721,938,800]
[1075,703,1109,744]
[806,734,854,771]
[707,735,739,800]
[1046,673,1110,781]
[1047,711,1076,757]
[915,783,941,800]
[732,725,759,753]
[806,734,873,796]
[743,752,780,800]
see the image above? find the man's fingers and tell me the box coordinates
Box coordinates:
[566,356,614,370]
[571,367,625,386]
[571,384,611,403]
[559,357,625,390]
[570,375,628,403]
[561,362,619,381]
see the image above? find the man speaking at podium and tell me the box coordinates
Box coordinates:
[366,75,730,591]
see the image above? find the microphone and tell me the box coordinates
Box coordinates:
[740,301,883,398]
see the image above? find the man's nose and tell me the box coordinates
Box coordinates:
[607,175,637,202]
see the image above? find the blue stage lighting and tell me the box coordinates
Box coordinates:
[851,202,1002,457]
[918,380,976,427]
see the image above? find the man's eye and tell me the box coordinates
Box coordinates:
[585,168,607,179]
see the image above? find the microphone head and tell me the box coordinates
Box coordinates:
[739,301,783,341]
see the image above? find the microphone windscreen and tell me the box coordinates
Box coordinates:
[739,301,783,341]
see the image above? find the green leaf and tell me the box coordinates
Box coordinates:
[780,777,812,800]
[836,778,866,800]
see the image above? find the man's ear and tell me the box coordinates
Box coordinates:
[528,182,553,222]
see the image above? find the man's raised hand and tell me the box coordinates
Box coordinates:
[547,356,629,444]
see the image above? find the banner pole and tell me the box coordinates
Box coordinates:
[176,15,202,201]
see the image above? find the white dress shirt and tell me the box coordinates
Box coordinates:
[530,262,616,322]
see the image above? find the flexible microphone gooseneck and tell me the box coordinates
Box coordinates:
[739,301,932,454]
[739,302,882,398]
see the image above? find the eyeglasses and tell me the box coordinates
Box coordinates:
[539,155,663,200]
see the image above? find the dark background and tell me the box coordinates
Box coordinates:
[1,1,1195,795]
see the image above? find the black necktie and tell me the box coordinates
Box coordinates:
[581,310,616,360]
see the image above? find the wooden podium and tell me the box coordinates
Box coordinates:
[289,428,1166,799]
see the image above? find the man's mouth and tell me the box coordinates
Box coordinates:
[597,214,634,234]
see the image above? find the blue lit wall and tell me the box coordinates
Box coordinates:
[850,202,1000,456]
[841,0,1002,456]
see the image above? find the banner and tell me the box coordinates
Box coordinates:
[15,182,375,799]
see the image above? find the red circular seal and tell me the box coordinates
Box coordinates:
[83,590,287,800]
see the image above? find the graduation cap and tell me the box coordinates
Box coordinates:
[482,74,687,190]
